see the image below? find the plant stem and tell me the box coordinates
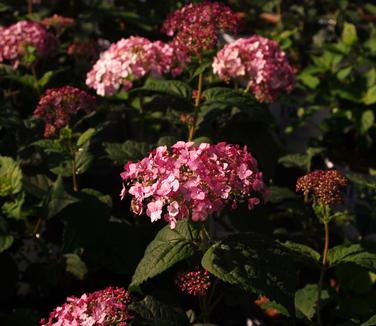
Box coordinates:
[317,221,329,325]
[188,72,203,141]
[139,97,145,141]
[27,0,32,15]
[31,65,40,95]
[72,155,79,192]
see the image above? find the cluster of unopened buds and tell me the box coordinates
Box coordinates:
[0,20,58,68]
[120,141,266,228]
[33,86,96,137]
[175,267,211,296]
[213,35,295,102]
[296,170,348,206]
[162,1,240,56]
[40,287,133,326]
[86,36,187,96]
[40,14,75,35]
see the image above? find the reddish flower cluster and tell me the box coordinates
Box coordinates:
[67,40,100,61]
[120,141,265,228]
[40,14,75,34]
[162,1,240,55]
[86,36,187,96]
[33,86,96,137]
[296,170,348,206]
[0,21,58,68]
[40,287,133,326]
[213,35,295,102]
[175,267,211,296]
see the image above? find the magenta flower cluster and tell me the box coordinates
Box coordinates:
[40,287,133,326]
[175,267,211,296]
[0,21,58,68]
[86,36,186,96]
[120,141,265,228]
[213,35,295,102]
[162,1,240,55]
[33,86,96,137]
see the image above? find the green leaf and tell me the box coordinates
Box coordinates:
[328,243,376,272]
[280,241,321,268]
[360,110,375,134]
[33,139,62,153]
[278,147,323,172]
[130,220,199,290]
[0,218,13,253]
[2,192,26,220]
[361,314,376,326]
[64,253,88,280]
[298,72,320,89]
[341,22,358,46]
[37,71,54,88]
[157,136,179,147]
[45,176,79,219]
[346,172,376,190]
[104,140,153,165]
[193,137,211,145]
[202,233,298,313]
[267,186,296,203]
[77,128,96,147]
[337,66,352,81]
[295,284,329,320]
[137,78,193,101]
[0,156,22,197]
[362,85,376,105]
[129,296,189,326]
[190,61,212,81]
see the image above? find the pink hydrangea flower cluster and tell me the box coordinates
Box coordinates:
[33,86,96,137]
[212,35,295,102]
[162,2,240,56]
[175,267,211,296]
[86,36,186,96]
[120,141,265,228]
[40,287,133,326]
[0,20,58,68]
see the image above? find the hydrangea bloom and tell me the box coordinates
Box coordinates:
[120,141,266,228]
[67,39,100,61]
[0,21,58,68]
[40,287,133,326]
[86,36,186,96]
[296,170,348,206]
[162,1,240,55]
[175,267,211,296]
[212,35,295,102]
[33,86,96,137]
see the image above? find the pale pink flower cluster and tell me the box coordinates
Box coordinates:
[40,287,133,326]
[120,141,265,228]
[213,35,295,102]
[0,21,58,68]
[86,36,186,96]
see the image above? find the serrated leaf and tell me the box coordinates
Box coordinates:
[77,128,96,147]
[105,140,153,165]
[361,314,376,326]
[33,139,62,153]
[278,153,310,171]
[190,61,212,81]
[360,110,375,134]
[37,71,54,88]
[202,233,298,313]
[328,243,376,272]
[342,22,358,46]
[2,192,26,220]
[129,296,189,326]
[46,176,79,219]
[295,284,328,320]
[298,73,320,89]
[64,253,88,280]
[337,66,352,81]
[0,156,22,197]
[130,220,199,289]
[137,78,192,101]
[280,241,321,268]
[363,85,376,105]
[0,218,13,253]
